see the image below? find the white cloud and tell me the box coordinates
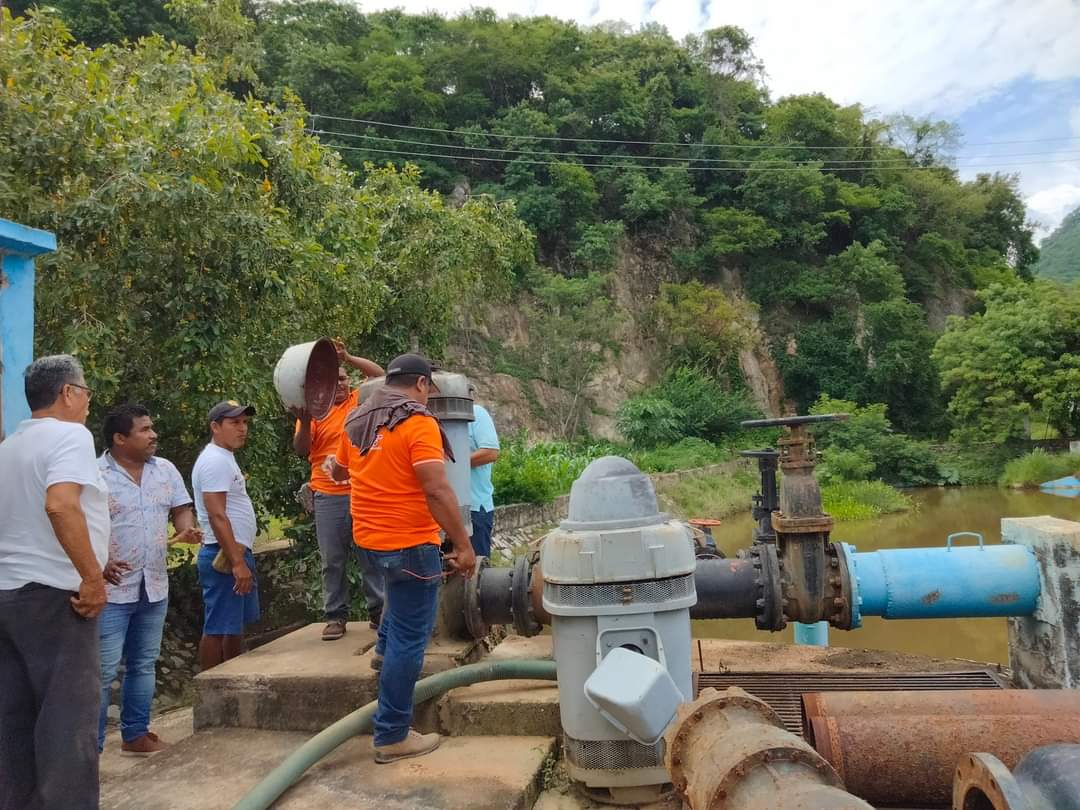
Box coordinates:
[1027,182,1080,241]
[703,0,1080,115]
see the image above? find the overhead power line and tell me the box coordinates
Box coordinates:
[309,112,1080,151]
[311,127,1080,166]
[322,141,1080,173]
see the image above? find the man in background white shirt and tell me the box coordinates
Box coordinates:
[0,354,110,810]
[192,400,259,670]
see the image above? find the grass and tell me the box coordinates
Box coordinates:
[659,468,758,520]
[999,449,1080,488]
[821,480,914,521]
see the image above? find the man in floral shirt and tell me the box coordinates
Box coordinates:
[97,403,200,756]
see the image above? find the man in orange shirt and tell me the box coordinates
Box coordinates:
[328,353,476,764]
[293,344,384,641]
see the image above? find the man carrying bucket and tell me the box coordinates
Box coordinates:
[292,342,386,641]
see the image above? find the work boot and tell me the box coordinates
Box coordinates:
[374,730,440,764]
[368,610,382,631]
[120,732,168,757]
[322,620,346,641]
[370,651,383,671]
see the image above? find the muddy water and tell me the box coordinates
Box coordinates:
[693,487,1080,664]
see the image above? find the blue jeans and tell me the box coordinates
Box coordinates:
[470,507,494,558]
[358,543,442,746]
[98,585,168,749]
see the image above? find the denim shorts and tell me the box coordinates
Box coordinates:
[197,544,261,635]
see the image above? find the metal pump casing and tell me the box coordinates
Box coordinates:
[540,456,696,800]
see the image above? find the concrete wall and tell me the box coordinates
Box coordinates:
[1004,516,1080,689]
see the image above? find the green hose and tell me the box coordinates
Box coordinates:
[232,658,558,810]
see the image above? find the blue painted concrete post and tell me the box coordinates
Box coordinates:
[0,219,56,439]
[794,621,829,646]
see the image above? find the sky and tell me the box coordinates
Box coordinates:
[351,0,1080,241]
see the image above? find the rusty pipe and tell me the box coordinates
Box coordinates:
[809,708,1080,807]
[665,687,872,810]
[804,688,1080,724]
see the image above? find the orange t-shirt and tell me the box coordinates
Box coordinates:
[335,413,446,551]
[297,389,359,496]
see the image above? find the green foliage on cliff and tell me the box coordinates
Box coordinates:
[6,0,1051,452]
[1035,206,1080,283]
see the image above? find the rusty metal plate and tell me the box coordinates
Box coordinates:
[694,670,1006,737]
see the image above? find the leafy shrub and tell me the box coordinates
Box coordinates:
[935,444,1025,486]
[616,396,686,448]
[821,480,913,521]
[492,437,621,505]
[817,447,875,484]
[999,449,1080,488]
[810,396,940,486]
[617,368,759,448]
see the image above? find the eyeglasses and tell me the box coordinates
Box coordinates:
[67,382,94,401]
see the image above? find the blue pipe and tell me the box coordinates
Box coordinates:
[795,621,829,646]
[845,537,1041,627]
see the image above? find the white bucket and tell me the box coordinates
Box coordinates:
[272,338,339,419]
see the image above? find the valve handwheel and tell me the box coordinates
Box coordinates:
[741,413,849,429]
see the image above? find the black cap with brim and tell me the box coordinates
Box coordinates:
[385,353,440,391]
[208,400,256,423]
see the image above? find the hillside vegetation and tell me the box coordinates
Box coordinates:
[5,0,1078,513]
[1035,205,1080,283]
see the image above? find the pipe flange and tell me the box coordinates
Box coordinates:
[463,556,490,640]
[771,511,834,534]
[750,544,785,631]
[512,552,542,637]
[833,541,861,629]
[666,688,787,793]
[953,752,1027,810]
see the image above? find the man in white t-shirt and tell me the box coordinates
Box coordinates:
[0,354,110,810]
[192,400,260,670]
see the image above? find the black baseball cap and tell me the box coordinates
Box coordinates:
[208,400,256,423]
[385,353,440,390]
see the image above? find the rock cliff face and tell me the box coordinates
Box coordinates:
[451,238,787,439]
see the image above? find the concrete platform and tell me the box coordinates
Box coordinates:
[437,633,985,738]
[194,623,486,733]
[101,729,556,810]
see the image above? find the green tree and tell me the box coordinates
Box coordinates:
[654,281,754,373]
[933,282,1080,441]
[0,9,531,512]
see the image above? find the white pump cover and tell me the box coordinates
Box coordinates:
[583,647,683,745]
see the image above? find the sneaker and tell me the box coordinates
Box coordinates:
[374,729,440,764]
[322,620,347,641]
[120,733,168,757]
[370,651,383,671]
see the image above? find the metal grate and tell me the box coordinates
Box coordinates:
[544,574,695,609]
[695,670,1007,737]
[563,735,665,770]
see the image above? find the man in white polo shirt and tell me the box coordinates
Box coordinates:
[0,354,110,810]
[192,400,259,671]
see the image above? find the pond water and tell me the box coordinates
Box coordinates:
[693,486,1080,664]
